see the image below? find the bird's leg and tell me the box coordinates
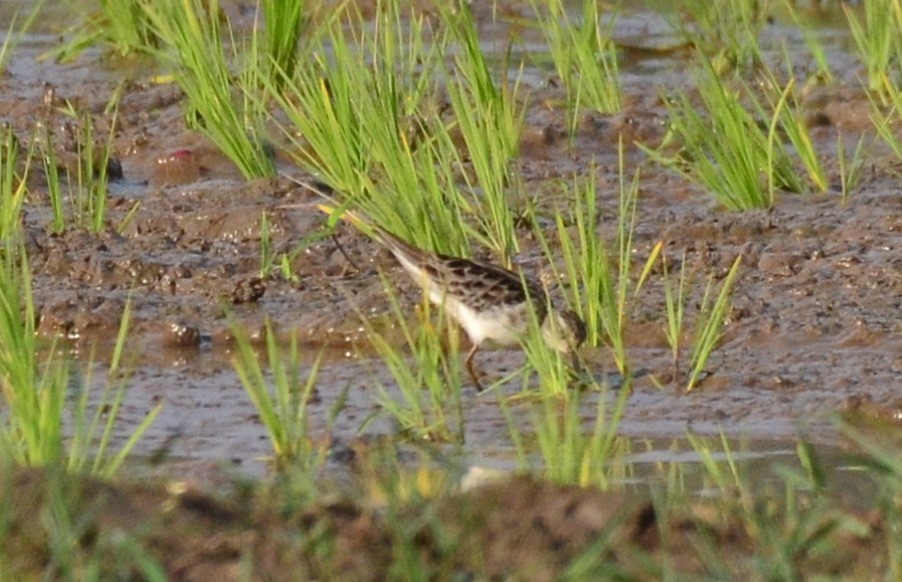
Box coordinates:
[464,342,484,391]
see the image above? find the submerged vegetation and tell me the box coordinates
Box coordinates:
[0,0,899,577]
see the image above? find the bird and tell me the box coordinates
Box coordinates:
[318,204,587,390]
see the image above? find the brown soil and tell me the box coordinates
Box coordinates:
[1,466,889,580]
[0,0,900,577]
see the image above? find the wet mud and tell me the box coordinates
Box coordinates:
[0,0,900,575]
[6,3,899,470]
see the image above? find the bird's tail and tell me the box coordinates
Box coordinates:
[317,203,431,266]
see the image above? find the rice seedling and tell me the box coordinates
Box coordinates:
[782,0,833,85]
[271,5,471,254]
[0,237,159,473]
[661,250,690,384]
[530,0,621,132]
[65,298,162,478]
[362,276,465,443]
[49,0,158,62]
[685,255,742,393]
[139,0,276,179]
[260,0,308,89]
[669,0,771,73]
[36,123,66,234]
[230,319,326,470]
[871,75,902,163]
[836,132,868,204]
[0,1,42,73]
[0,241,62,467]
[503,383,631,489]
[71,109,117,233]
[644,63,805,210]
[535,144,660,380]
[761,71,828,192]
[36,98,119,233]
[844,0,902,100]
[0,125,29,238]
[516,308,582,400]
[437,0,525,265]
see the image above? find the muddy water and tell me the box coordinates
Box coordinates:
[1,1,900,482]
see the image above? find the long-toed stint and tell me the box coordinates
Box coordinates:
[319,205,587,390]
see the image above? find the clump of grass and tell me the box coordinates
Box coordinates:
[656,252,742,392]
[437,1,525,265]
[661,250,690,384]
[530,0,621,131]
[0,1,42,72]
[271,5,472,255]
[645,63,806,210]
[670,0,770,74]
[0,125,29,237]
[70,108,117,232]
[140,0,275,179]
[836,132,868,204]
[260,0,308,89]
[503,385,631,489]
[761,71,828,193]
[49,0,158,62]
[38,93,120,233]
[682,432,878,579]
[685,255,742,393]
[782,0,833,85]
[871,76,902,164]
[230,320,326,471]
[363,277,465,443]
[844,0,902,100]
[0,241,59,467]
[535,143,660,380]
[0,236,160,474]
